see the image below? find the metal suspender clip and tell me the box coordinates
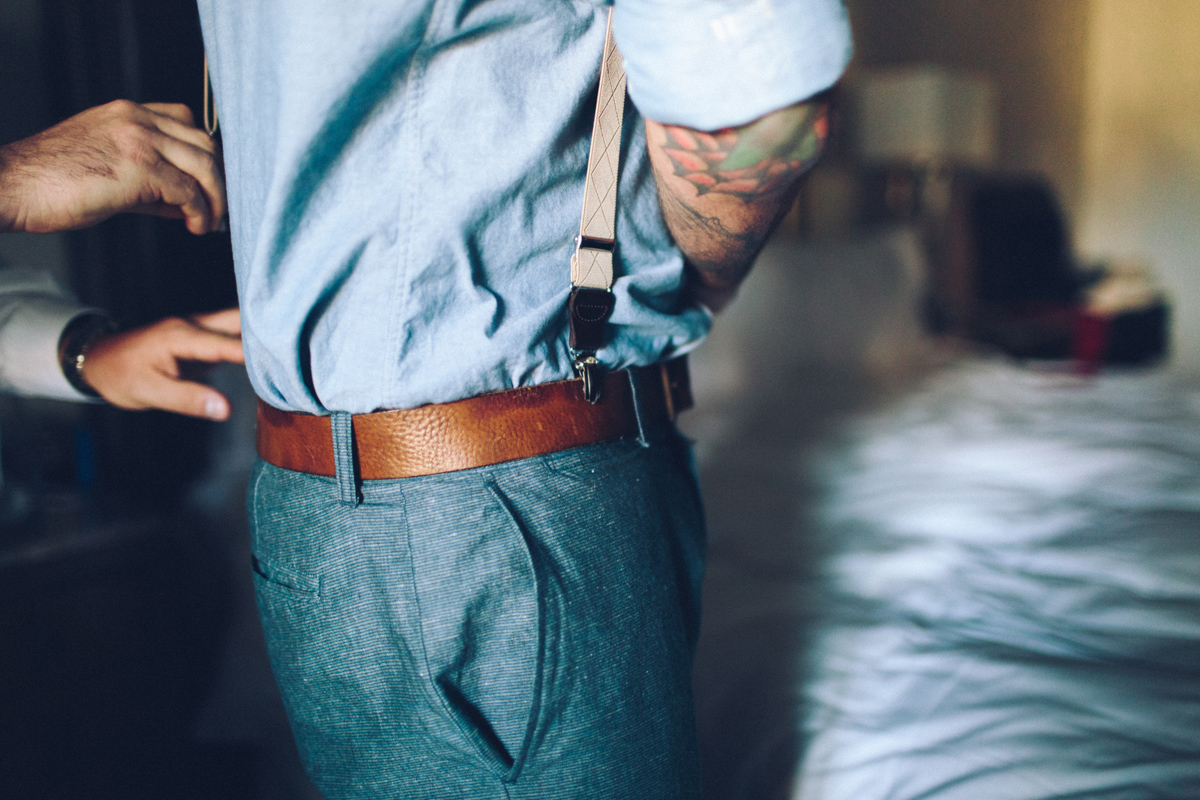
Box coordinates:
[569,282,615,405]
[570,238,616,404]
[575,234,615,255]
[573,353,604,404]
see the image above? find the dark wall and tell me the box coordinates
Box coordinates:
[0,6,255,797]
[3,0,239,515]
[846,0,1091,217]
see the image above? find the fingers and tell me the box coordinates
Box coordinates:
[143,107,228,227]
[143,102,196,127]
[192,308,241,336]
[134,102,227,232]
[145,155,212,234]
[137,371,233,420]
[81,317,244,420]
[148,109,217,155]
[4,98,229,234]
[163,318,245,364]
[149,130,227,232]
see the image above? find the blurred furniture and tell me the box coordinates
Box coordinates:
[853,66,998,337]
[850,65,1168,365]
[943,175,1169,365]
[685,230,1197,800]
[795,361,1200,799]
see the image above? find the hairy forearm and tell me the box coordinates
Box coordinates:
[646,97,829,310]
[0,144,32,232]
[0,100,226,235]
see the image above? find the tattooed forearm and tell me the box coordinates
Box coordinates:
[662,103,827,200]
[652,175,759,281]
[646,97,830,311]
[654,177,775,311]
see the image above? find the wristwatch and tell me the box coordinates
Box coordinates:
[57,312,118,398]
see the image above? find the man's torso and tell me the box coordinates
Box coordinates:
[198,0,709,415]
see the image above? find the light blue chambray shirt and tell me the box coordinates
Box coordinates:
[197,0,851,415]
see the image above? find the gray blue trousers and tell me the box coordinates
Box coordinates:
[248,419,706,799]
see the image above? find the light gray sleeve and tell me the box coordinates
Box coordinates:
[613,0,852,130]
[0,267,102,401]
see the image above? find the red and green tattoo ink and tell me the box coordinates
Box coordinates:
[660,103,829,200]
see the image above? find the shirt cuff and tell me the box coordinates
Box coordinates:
[0,298,105,401]
[613,0,852,130]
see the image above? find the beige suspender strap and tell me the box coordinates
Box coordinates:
[571,8,626,291]
[568,8,625,403]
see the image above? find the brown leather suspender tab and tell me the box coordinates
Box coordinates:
[568,287,616,352]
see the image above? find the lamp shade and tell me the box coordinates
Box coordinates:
[856,66,996,167]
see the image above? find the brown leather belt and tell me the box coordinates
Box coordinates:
[255,359,692,480]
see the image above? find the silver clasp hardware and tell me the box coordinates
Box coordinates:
[574,234,615,258]
[573,354,604,404]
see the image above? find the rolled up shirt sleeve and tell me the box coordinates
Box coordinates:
[613,0,852,131]
[0,267,102,401]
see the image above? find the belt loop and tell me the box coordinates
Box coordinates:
[331,411,361,505]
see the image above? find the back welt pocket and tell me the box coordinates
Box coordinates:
[251,554,321,600]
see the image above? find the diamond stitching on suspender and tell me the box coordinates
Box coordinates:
[574,13,625,290]
[570,9,625,402]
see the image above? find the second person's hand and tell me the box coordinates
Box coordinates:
[82,308,244,420]
[0,99,227,235]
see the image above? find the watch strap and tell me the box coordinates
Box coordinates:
[58,312,117,398]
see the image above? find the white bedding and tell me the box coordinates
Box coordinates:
[795,362,1200,799]
[686,233,1200,800]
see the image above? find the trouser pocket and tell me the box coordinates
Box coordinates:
[404,479,544,778]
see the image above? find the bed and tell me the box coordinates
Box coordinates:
[685,232,1200,800]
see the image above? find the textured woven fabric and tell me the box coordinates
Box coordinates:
[248,433,706,799]
[195,1,850,414]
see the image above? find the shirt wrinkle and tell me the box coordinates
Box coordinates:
[197,0,849,414]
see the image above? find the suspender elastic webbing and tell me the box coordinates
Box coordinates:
[569,8,626,404]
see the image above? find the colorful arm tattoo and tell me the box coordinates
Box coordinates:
[660,103,829,201]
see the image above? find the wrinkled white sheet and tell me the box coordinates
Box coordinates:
[795,361,1200,799]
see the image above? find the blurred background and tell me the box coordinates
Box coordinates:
[1,1,1198,799]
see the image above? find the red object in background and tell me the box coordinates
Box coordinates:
[1073,310,1110,375]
